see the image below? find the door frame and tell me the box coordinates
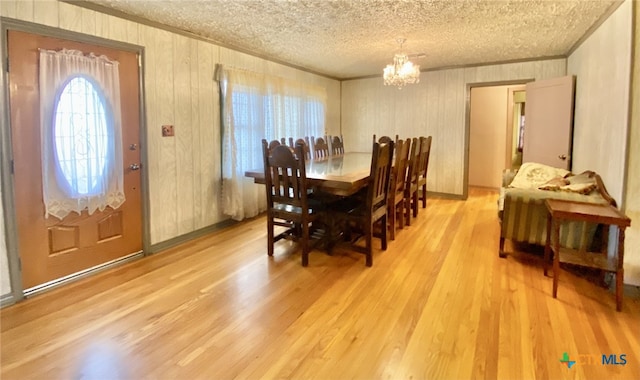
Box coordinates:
[505,86,527,169]
[463,79,532,199]
[0,18,150,306]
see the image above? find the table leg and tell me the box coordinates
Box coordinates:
[552,219,561,298]
[544,212,552,276]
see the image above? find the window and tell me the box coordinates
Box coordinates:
[39,48,125,219]
[219,66,327,220]
[53,75,111,197]
[231,92,325,142]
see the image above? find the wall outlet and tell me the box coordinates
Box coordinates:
[162,125,174,137]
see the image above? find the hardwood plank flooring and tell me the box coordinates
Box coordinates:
[1,188,639,379]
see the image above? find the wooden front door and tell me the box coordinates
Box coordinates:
[7,30,143,290]
[523,75,575,170]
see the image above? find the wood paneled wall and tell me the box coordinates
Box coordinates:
[0,0,340,251]
[341,59,566,196]
[568,0,632,205]
[567,0,636,285]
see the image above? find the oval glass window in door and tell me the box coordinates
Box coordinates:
[53,75,111,197]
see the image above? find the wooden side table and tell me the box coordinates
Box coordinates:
[544,199,631,311]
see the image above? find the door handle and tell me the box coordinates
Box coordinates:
[129,163,141,170]
[558,154,567,161]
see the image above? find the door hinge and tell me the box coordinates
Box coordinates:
[5,57,9,73]
[18,257,22,271]
[137,54,142,67]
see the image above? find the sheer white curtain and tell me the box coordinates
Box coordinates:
[39,49,125,219]
[219,66,326,220]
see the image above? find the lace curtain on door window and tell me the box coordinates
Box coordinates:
[39,49,125,219]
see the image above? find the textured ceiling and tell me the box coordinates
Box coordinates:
[81,0,618,79]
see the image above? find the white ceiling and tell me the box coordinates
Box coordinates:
[81,0,619,79]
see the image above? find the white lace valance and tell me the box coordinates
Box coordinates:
[39,49,125,219]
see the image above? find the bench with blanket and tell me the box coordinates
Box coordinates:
[498,162,616,257]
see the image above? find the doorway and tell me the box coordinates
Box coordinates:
[468,84,526,189]
[6,29,145,293]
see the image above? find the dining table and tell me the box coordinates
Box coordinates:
[244,152,372,196]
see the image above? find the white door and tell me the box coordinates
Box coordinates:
[523,75,575,169]
[468,86,510,188]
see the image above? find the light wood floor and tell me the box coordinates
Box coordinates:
[1,188,639,379]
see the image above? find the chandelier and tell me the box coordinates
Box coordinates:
[383,38,420,89]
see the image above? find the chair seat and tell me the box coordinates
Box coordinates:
[308,190,343,206]
[330,197,385,218]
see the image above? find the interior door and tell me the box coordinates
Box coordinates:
[7,30,143,290]
[523,75,575,169]
[468,85,509,188]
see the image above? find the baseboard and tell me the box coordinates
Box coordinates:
[148,219,238,254]
[1,293,16,307]
[425,191,465,200]
[622,283,640,299]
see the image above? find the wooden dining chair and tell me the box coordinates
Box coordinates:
[387,138,410,240]
[311,136,330,159]
[416,136,432,209]
[294,138,312,160]
[331,140,394,266]
[374,134,393,144]
[330,135,345,155]
[404,137,420,226]
[269,139,282,151]
[262,139,322,266]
